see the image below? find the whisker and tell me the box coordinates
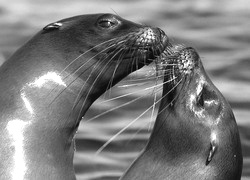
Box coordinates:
[95,104,156,155]
[118,82,151,88]
[64,43,119,81]
[66,58,105,122]
[98,80,167,104]
[148,69,162,131]
[48,43,120,105]
[157,75,185,115]
[94,75,179,154]
[75,48,125,122]
[100,73,175,104]
[85,96,142,123]
[121,73,165,83]
[61,37,124,74]
[86,76,169,123]
[148,88,158,131]
[105,48,127,98]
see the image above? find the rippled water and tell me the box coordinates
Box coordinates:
[0,0,249,179]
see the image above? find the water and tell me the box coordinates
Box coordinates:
[0,0,249,179]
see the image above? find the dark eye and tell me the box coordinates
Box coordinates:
[98,19,117,28]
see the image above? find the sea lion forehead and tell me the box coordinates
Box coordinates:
[63,13,138,28]
[46,13,142,36]
[42,14,119,31]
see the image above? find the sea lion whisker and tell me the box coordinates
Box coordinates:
[64,43,118,80]
[105,48,128,98]
[118,82,154,88]
[47,59,96,106]
[50,39,124,95]
[48,57,100,106]
[98,81,166,104]
[122,74,164,82]
[48,43,120,105]
[157,76,184,115]
[86,96,143,123]
[60,37,122,74]
[62,37,129,81]
[74,48,125,122]
[95,103,157,155]
[66,60,102,122]
[87,80,165,123]
[67,50,117,120]
[148,81,160,131]
[122,64,161,82]
[130,49,140,72]
[49,42,119,105]
[148,65,165,131]
[95,80,171,154]
[155,69,176,78]
[65,35,137,85]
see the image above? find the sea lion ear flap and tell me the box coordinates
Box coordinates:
[43,22,63,31]
[206,139,217,165]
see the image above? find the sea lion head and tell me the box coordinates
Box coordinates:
[41,13,168,76]
[145,46,243,179]
[38,13,170,116]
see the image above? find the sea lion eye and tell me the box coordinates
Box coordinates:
[98,19,117,28]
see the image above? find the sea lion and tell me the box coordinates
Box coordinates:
[120,47,243,180]
[0,13,169,180]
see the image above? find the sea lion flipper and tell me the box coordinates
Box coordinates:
[206,140,217,165]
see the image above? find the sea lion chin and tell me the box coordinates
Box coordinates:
[0,13,169,180]
[120,47,243,180]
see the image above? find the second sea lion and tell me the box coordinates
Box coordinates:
[120,47,243,180]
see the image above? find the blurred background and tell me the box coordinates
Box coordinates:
[0,0,249,179]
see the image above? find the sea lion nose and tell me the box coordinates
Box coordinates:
[145,27,169,55]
